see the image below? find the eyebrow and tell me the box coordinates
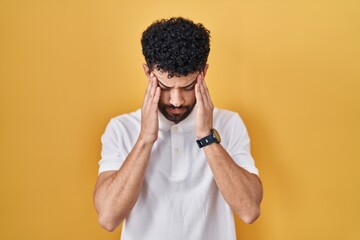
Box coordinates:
[157,78,198,89]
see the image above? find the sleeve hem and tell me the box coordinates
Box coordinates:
[98,159,123,175]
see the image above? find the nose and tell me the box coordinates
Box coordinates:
[169,89,184,107]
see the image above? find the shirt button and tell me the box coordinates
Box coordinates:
[174,148,180,153]
[173,126,178,132]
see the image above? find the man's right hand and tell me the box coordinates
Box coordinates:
[95,73,161,231]
[139,73,161,144]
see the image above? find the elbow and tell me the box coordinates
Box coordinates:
[243,210,261,224]
[98,215,116,232]
[98,212,122,232]
[95,201,125,232]
[94,198,128,232]
[238,206,261,224]
[101,224,117,232]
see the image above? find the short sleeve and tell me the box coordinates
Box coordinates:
[98,119,127,175]
[226,113,259,176]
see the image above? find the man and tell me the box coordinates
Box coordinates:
[94,17,263,240]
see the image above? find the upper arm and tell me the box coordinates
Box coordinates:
[225,113,259,176]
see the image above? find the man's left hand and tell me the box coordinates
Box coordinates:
[195,72,214,139]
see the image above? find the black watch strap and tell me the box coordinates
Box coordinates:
[196,129,221,148]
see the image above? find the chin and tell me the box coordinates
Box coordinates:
[161,110,191,123]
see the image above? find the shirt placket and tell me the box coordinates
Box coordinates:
[171,125,184,178]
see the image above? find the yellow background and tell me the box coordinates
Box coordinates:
[1,0,359,239]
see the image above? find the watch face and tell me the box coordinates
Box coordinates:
[212,129,221,142]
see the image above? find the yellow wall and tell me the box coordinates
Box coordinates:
[1,0,359,239]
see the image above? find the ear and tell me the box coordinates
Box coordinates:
[202,64,209,78]
[142,64,150,78]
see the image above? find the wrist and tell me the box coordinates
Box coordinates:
[196,128,212,139]
[196,128,221,148]
[138,132,157,145]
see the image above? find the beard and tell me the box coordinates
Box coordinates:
[158,101,196,124]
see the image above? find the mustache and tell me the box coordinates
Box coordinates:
[163,105,191,110]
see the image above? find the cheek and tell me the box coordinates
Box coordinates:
[159,91,170,102]
[183,91,196,103]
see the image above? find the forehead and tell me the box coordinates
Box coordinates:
[153,69,199,87]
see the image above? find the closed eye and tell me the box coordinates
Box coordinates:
[157,83,170,91]
[156,77,198,91]
[183,82,196,91]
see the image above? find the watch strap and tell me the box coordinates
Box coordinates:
[196,129,220,148]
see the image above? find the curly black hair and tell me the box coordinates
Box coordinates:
[141,17,210,78]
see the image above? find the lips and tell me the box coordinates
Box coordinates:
[167,108,186,114]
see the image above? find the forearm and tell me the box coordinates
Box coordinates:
[94,138,154,231]
[203,143,263,224]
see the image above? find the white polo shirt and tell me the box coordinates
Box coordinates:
[98,105,258,240]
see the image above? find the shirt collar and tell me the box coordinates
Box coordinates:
[158,104,197,133]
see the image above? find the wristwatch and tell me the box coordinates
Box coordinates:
[196,128,221,148]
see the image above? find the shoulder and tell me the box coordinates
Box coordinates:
[103,109,141,135]
[213,108,243,123]
[109,109,141,126]
[213,108,248,134]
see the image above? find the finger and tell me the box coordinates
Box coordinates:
[202,78,214,108]
[199,72,213,108]
[195,81,204,110]
[143,73,155,106]
[198,77,211,109]
[150,75,157,97]
[145,76,157,108]
[146,73,155,92]
[152,87,161,109]
[143,82,151,107]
